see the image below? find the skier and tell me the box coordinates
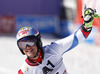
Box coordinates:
[16,6,96,74]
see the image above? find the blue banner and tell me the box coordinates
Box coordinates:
[15,16,59,33]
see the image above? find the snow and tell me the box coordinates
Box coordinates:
[0,34,100,74]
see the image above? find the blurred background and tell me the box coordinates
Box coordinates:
[0,0,100,74]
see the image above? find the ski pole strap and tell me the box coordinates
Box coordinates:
[93,14,100,18]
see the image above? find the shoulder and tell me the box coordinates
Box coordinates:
[42,42,62,55]
[18,58,31,74]
[18,60,27,73]
[18,69,23,74]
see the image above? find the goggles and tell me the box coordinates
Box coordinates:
[17,36,37,50]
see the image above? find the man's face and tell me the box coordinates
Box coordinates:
[23,45,39,59]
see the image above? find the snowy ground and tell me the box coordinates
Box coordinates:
[0,34,100,74]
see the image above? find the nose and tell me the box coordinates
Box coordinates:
[25,45,31,50]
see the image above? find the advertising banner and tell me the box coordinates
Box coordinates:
[15,16,59,34]
[0,15,15,33]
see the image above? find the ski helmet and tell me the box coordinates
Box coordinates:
[16,27,42,55]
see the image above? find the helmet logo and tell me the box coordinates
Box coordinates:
[20,27,30,31]
[18,29,29,37]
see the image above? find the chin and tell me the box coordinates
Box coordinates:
[28,54,34,58]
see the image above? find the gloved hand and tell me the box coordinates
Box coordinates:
[82,4,96,28]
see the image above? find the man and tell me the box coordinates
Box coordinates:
[16,6,97,74]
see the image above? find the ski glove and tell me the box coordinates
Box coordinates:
[82,5,96,28]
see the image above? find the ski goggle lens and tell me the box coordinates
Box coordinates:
[17,36,37,50]
[18,41,36,50]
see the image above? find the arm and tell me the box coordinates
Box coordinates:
[54,26,89,54]
[51,6,96,55]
